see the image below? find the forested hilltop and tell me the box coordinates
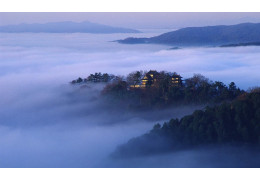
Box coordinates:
[113,90,260,158]
[71,70,243,110]
[70,70,260,158]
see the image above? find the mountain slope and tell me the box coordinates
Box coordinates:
[113,91,260,158]
[0,21,141,33]
[117,23,260,46]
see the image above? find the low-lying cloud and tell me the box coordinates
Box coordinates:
[0,32,260,167]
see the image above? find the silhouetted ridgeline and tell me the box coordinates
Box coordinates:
[117,23,260,46]
[0,21,141,33]
[113,91,260,158]
[71,70,243,110]
[71,72,117,84]
[220,42,260,47]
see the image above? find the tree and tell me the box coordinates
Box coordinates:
[126,71,143,85]
[185,74,210,89]
[76,77,83,83]
[102,73,110,82]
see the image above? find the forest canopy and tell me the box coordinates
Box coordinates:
[113,91,260,158]
[71,70,243,109]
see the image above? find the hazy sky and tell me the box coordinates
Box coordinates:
[1,12,260,29]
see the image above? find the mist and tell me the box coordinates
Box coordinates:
[0,31,260,167]
[102,145,260,168]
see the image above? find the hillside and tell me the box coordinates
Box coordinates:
[220,42,260,47]
[113,91,260,158]
[0,21,141,33]
[117,23,260,46]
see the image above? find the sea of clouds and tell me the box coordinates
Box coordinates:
[0,31,260,167]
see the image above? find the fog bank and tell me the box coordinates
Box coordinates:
[0,32,260,167]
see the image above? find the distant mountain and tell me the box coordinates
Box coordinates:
[0,21,141,33]
[220,42,260,47]
[117,23,260,46]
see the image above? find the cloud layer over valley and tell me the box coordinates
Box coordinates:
[0,31,260,167]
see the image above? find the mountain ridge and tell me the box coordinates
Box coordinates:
[0,21,141,34]
[117,22,260,46]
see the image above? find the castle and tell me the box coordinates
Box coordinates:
[130,70,183,88]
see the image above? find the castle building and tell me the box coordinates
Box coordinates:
[141,70,160,86]
[171,74,183,87]
[130,70,183,88]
